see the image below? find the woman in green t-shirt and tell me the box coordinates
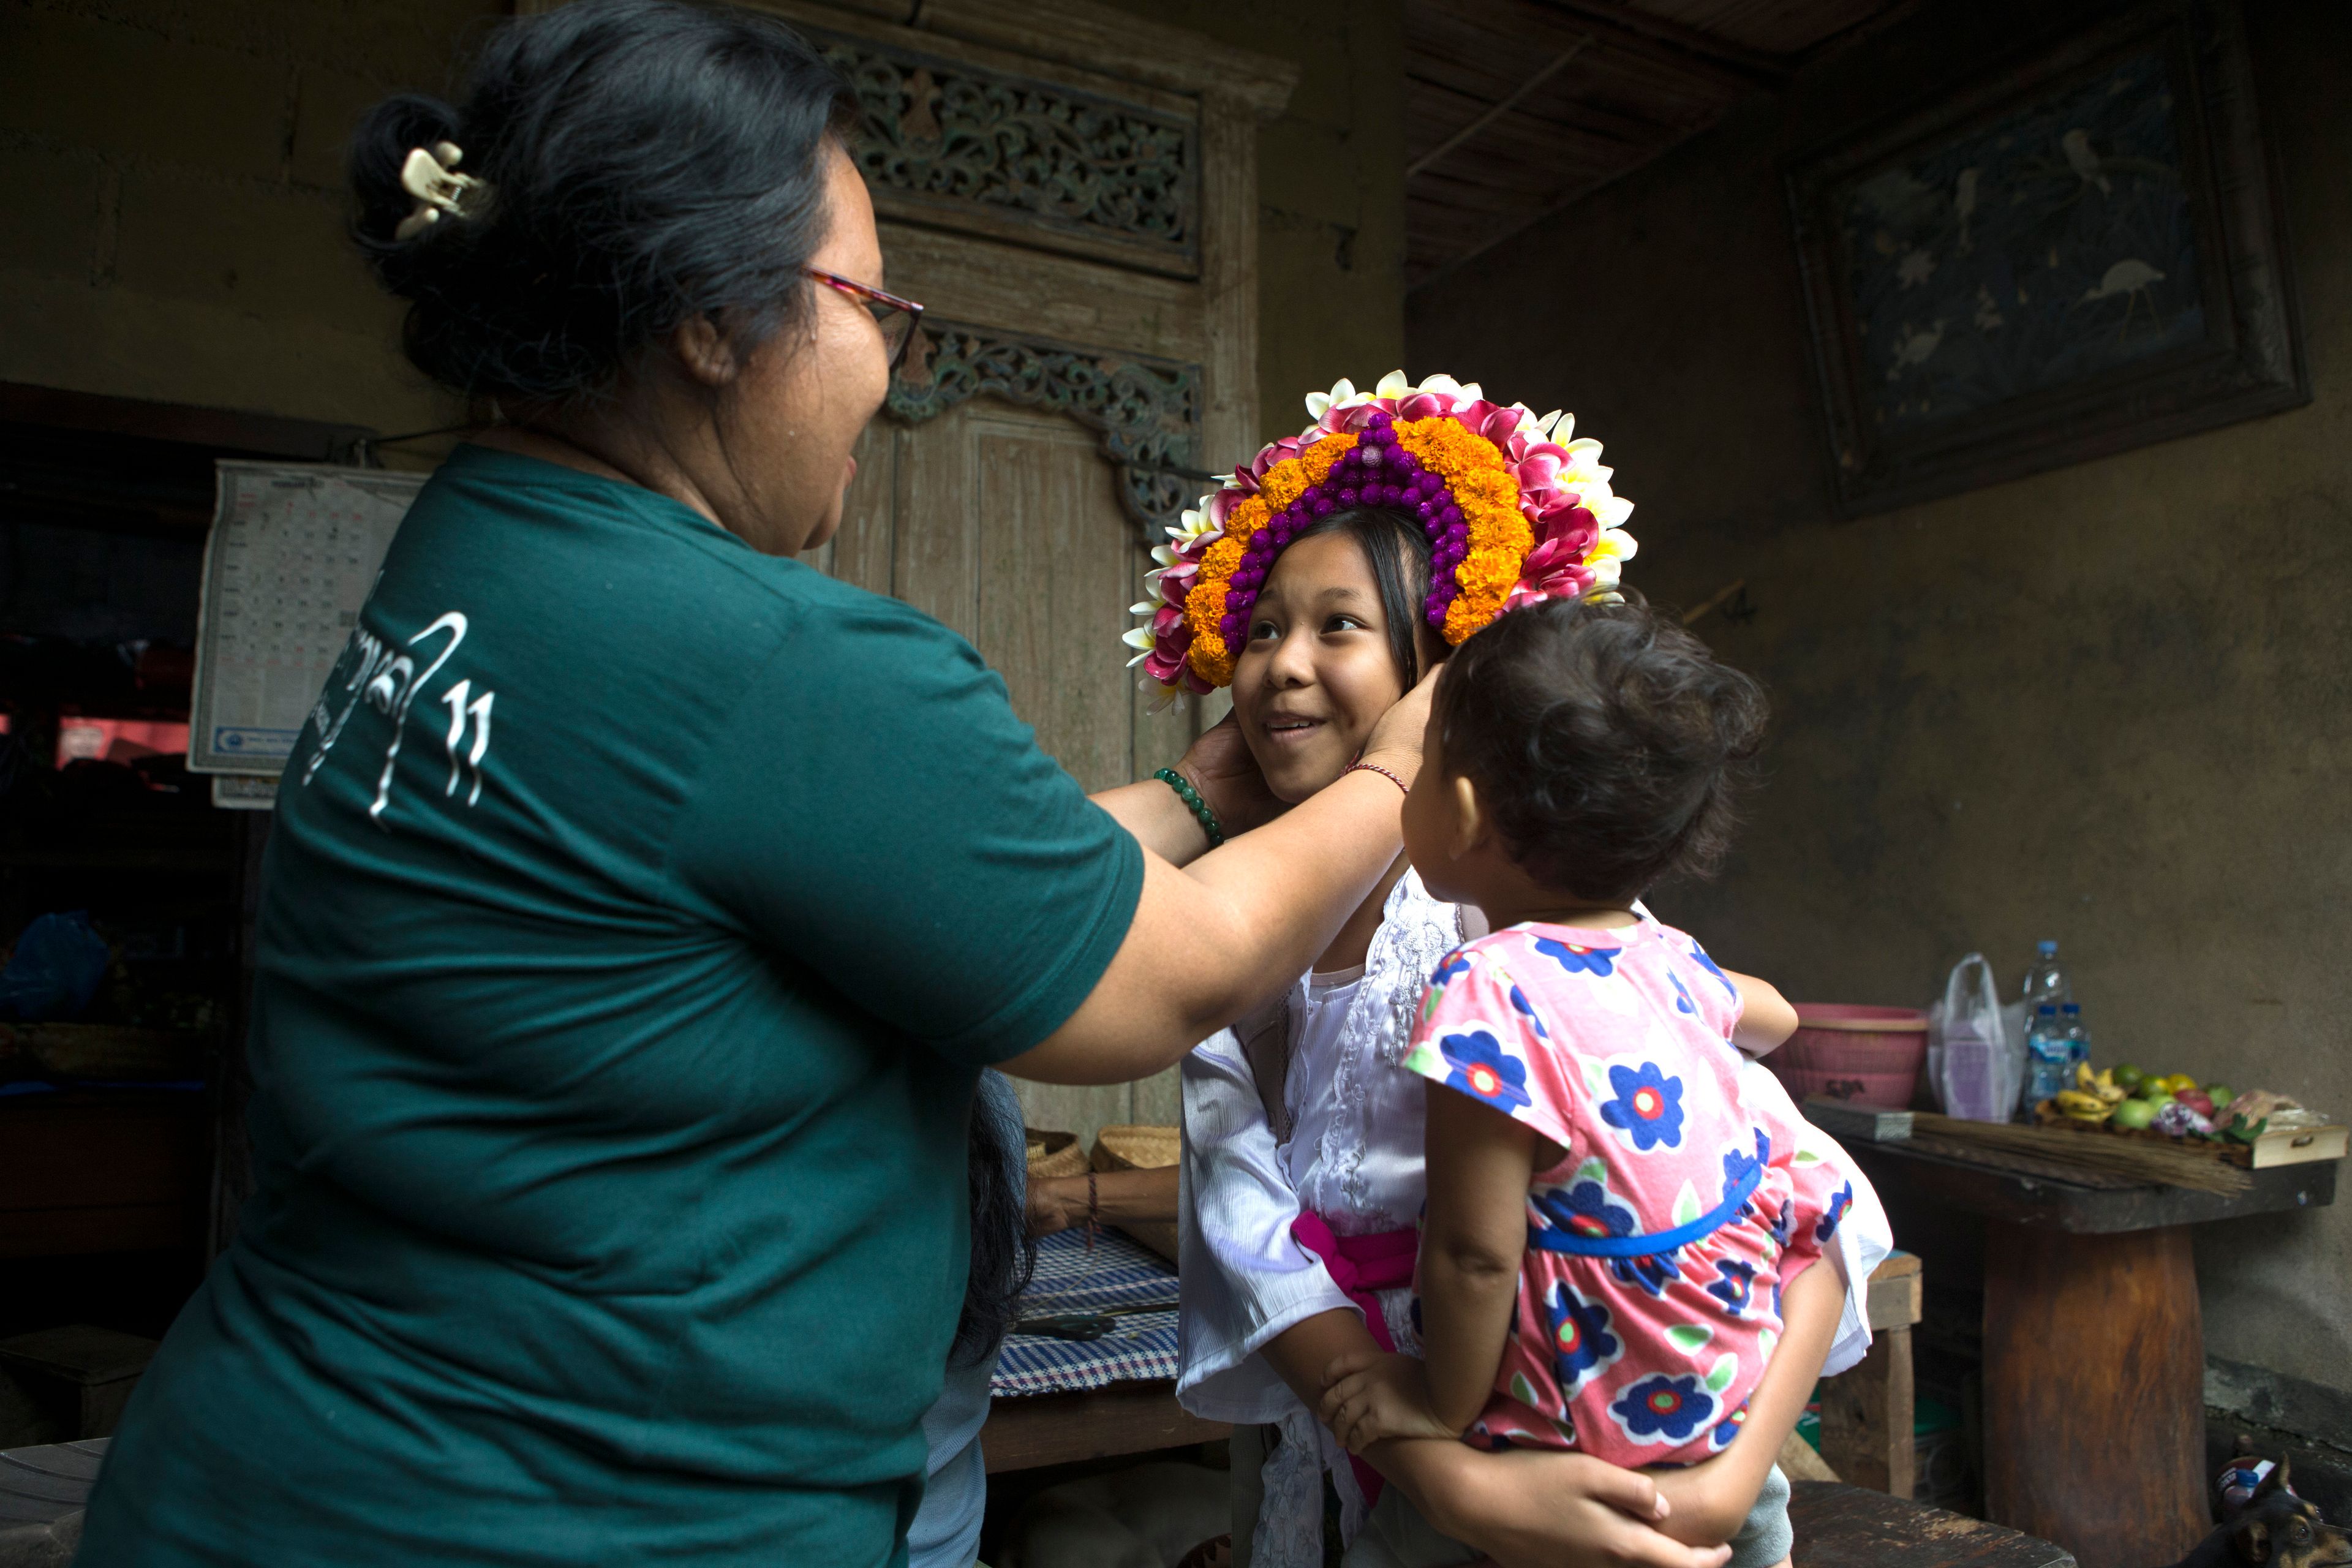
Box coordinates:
[77,4,1731,1566]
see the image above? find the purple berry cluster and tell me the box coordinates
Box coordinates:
[1214,412,1471,653]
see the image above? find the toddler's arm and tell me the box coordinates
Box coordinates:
[1726,970,1798,1055]
[1319,1087,1545,1452]
[1648,1250,1846,1546]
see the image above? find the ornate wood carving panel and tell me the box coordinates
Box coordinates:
[808,24,1200,278]
[888,321,1204,541]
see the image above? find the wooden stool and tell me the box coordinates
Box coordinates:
[1818,1252,1923,1497]
[1790,1479,2074,1566]
[0,1328,157,1442]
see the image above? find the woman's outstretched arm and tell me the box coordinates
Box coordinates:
[1092,713,1287,864]
[1006,669,1438,1087]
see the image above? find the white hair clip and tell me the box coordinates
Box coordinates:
[394,141,488,241]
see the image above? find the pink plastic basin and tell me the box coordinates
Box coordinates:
[1768,1003,1931,1110]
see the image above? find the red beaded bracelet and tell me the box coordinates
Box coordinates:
[1345,760,1411,797]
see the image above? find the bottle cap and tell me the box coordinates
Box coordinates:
[2037,1003,2057,1015]
[2061,1003,2081,1015]
[2038,940,2057,956]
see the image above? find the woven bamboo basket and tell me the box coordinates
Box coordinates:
[1023,1126,1090,1183]
[1090,1123,1181,1264]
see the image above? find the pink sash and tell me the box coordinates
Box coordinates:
[1290,1213,1419,1507]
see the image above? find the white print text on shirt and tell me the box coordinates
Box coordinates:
[303,609,495,827]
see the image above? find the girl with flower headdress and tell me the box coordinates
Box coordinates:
[1150,374,1893,1568]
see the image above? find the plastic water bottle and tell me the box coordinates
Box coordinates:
[2021,940,2073,1014]
[2062,1002,2089,1070]
[2024,1004,2070,1110]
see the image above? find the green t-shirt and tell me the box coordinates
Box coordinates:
[80,446,1143,1566]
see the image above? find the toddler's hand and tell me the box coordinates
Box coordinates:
[1317,1350,1458,1453]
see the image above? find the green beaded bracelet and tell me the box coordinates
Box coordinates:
[1153,766,1226,849]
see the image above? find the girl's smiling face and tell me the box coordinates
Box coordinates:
[1231,528,1416,804]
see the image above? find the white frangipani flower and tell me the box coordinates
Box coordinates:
[1374,370,1411,398]
[1121,627,1156,653]
[1593,495,1635,531]
[1304,377,1359,418]
[1168,505,1219,548]
[1587,529,1637,565]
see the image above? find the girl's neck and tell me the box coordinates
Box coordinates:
[1484,895,1642,932]
[1313,852,1409,974]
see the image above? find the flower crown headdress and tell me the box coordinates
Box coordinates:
[1122,370,1637,706]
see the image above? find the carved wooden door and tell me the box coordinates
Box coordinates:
[768,0,1296,1144]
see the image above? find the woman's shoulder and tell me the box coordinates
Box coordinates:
[426,445,976,652]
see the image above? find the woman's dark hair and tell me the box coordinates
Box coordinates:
[954,1071,1036,1366]
[348,0,859,405]
[1286,506,1436,688]
[1436,597,1768,905]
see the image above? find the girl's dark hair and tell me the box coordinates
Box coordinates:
[954,1071,1036,1366]
[1287,507,1435,688]
[347,0,859,405]
[1437,597,1768,905]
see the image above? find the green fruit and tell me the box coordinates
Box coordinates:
[2111,1098,2158,1131]
[2206,1084,2235,1111]
[2113,1065,2146,1093]
[2141,1087,2174,1109]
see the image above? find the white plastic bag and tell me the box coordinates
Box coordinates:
[1935,952,2018,1121]
[1924,995,2026,1113]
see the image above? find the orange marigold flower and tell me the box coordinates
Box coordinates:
[1300,433,1356,482]
[1259,466,1308,510]
[1396,418,1505,484]
[1444,593,1499,644]
[1223,497,1271,547]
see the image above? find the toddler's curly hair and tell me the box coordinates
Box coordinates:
[1436,596,1768,905]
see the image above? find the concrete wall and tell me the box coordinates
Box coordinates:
[1409,0,2352,1395]
[0,0,499,431]
[0,0,1403,453]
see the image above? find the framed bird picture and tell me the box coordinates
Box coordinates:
[1786,0,2305,516]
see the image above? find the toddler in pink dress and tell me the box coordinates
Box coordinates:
[1317,597,1874,1568]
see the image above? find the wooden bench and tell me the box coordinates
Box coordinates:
[1817,1250,1924,1497]
[1790,1480,2075,1566]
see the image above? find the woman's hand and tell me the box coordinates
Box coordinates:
[1319,1351,1457,1452]
[1359,660,1442,785]
[1385,1441,1733,1568]
[1025,1178,1080,1237]
[1025,1167,1180,1238]
[1174,712,1286,837]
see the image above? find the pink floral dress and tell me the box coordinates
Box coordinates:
[1400,916,1856,1468]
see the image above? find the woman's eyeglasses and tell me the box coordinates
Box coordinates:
[806,268,925,372]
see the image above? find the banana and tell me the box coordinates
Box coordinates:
[2074,1063,2128,1104]
[2054,1090,2114,1121]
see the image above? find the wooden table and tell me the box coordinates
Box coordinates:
[1789,1480,2074,1567]
[982,1382,1229,1474]
[1847,1135,2335,1568]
